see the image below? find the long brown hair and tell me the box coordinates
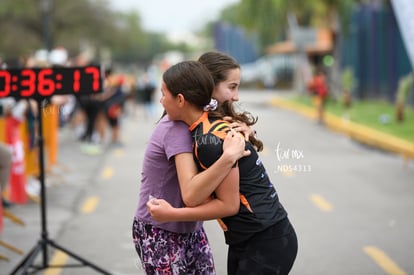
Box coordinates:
[162,60,214,108]
[210,101,263,151]
[159,60,214,121]
[198,51,240,86]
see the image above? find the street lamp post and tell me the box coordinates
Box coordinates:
[40,0,52,52]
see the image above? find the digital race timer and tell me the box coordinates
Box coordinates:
[0,65,103,99]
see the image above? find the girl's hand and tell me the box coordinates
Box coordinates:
[223,129,251,162]
[147,199,174,222]
[223,117,255,140]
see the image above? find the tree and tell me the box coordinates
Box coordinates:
[219,0,283,53]
[217,0,356,54]
[0,0,189,65]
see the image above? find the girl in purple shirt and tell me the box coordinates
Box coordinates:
[147,61,297,275]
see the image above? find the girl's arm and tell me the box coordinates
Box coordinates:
[175,130,248,207]
[147,167,240,222]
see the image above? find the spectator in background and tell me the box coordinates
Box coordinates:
[78,91,103,143]
[101,69,127,147]
[137,74,156,119]
[307,67,329,124]
[1,99,19,207]
[0,141,12,208]
[76,66,108,154]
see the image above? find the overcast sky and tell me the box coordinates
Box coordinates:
[108,0,240,34]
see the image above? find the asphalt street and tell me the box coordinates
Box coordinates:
[1,89,414,275]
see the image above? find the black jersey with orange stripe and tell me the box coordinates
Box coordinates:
[189,112,288,245]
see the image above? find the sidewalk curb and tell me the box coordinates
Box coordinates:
[270,97,414,163]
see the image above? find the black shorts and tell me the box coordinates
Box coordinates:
[227,218,298,275]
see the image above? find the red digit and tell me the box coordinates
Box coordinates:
[73,70,80,92]
[21,69,36,97]
[85,66,101,92]
[38,69,55,96]
[0,71,11,97]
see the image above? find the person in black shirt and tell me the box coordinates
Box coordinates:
[148,61,298,275]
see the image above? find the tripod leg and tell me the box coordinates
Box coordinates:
[48,240,113,275]
[9,241,43,275]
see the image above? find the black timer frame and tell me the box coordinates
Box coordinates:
[2,66,112,275]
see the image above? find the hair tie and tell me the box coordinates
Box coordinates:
[203,98,218,111]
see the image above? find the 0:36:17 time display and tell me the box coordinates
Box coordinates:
[0,66,102,99]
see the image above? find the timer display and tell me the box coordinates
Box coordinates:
[0,65,103,99]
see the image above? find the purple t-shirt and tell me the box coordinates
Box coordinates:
[135,115,203,233]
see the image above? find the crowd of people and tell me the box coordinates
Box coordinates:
[0,49,158,209]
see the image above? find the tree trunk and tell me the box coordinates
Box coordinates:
[395,102,404,122]
[343,90,352,108]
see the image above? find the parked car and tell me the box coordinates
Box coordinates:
[241,54,295,89]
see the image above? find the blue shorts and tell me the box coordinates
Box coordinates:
[132,218,215,274]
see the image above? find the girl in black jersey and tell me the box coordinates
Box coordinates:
[148,60,298,275]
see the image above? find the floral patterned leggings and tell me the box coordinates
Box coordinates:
[132,218,216,275]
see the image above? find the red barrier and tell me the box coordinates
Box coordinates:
[5,116,27,204]
[0,118,4,234]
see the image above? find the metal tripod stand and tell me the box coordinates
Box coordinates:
[10,100,112,275]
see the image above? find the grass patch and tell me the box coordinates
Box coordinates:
[291,95,414,142]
